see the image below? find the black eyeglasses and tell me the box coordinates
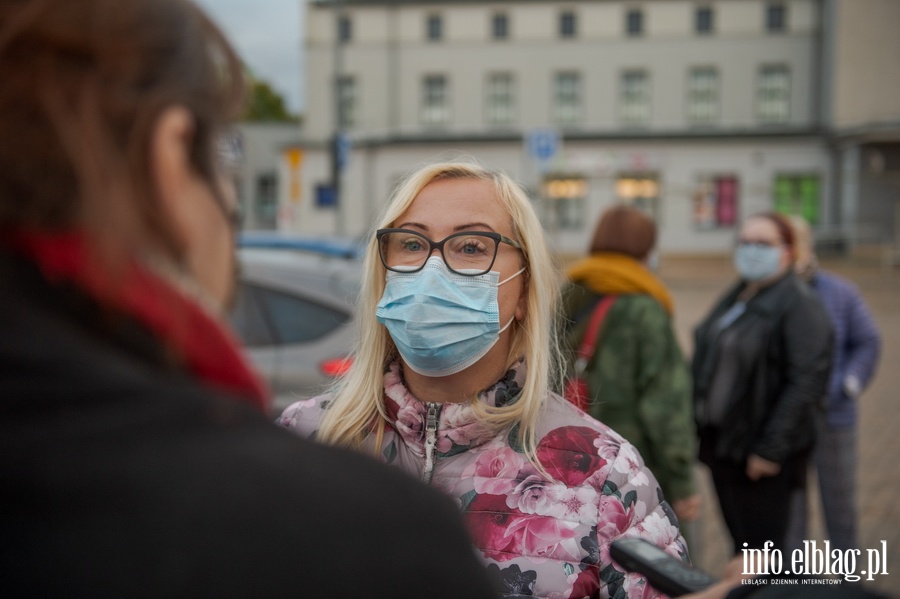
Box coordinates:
[737,239,783,249]
[376,228,523,276]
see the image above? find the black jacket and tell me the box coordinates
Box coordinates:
[692,271,833,466]
[0,251,500,598]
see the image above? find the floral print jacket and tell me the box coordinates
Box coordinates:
[279,359,689,599]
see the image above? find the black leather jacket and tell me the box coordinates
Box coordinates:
[692,271,833,465]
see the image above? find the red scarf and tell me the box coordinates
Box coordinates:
[5,231,269,412]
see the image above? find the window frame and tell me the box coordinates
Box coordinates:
[337,14,352,43]
[492,12,509,40]
[687,66,719,125]
[773,173,821,225]
[619,69,651,126]
[336,74,356,129]
[615,173,661,223]
[626,8,644,37]
[692,174,740,230]
[757,64,791,124]
[695,6,713,35]
[485,72,515,126]
[559,10,577,39]
[426,13,443,41]
[541,175,589,231]
[421,74,450,126]
[766,3,787,33]
[552,71,582,126]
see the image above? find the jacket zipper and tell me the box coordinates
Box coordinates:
[422,402,442,484]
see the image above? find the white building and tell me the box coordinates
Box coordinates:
[227,122,302,230]
[279,0,900,256]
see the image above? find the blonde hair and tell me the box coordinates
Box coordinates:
[789,215,817,274]
[317,160,565,466]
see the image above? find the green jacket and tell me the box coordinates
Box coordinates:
[562,282,696,502]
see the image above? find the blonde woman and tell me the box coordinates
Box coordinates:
[280,162,688,598]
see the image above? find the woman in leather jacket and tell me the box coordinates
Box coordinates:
[692,212,833,554]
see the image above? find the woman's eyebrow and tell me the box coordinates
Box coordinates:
[395,222,428,231]
[453,222,496,232]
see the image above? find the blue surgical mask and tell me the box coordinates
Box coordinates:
[734,243,782,281]
[376,256,525,377]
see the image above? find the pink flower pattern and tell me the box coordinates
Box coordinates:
[463,442,526,496]
[280,359,687,599]
[506,473,565,516]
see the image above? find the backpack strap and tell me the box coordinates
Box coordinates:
[573,295,617,376]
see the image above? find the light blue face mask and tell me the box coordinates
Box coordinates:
[734,243,782,282]
[376,256,525,377]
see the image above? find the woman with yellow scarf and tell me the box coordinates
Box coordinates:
[562,205,700,528]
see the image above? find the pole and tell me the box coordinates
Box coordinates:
[332,0,345,237]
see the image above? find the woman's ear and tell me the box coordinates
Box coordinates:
[151,106,197,255]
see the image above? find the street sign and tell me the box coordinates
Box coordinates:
[316,184,337,207]
[285,148,304,203]
[526,129,560,162]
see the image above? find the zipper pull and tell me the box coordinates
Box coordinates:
[422,402,440,484]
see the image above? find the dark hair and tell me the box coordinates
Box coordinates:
[0,0,244,258]
[747,211,796,259]
[588,204,656,260]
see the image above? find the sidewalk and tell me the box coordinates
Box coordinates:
[658,254,900,595]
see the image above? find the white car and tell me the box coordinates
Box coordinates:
[230,233,362,415]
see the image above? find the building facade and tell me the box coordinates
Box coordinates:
[228,122,302,230]
[279,0,899,256]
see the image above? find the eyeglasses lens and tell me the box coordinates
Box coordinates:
[380,231,498,275]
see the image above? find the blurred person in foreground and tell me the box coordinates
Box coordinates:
[0,1,499,597]
[785,217,881,553]
[562,205,700,530]
[692,212,833,555]
[279,161,690,598]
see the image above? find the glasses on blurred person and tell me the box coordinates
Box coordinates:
[215,136,243,231]
[737,239,783,249]
[376,228,522,276]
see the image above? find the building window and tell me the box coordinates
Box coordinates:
[255,173,278,229]
[757,64,790,124]
[337,14,352,43]
[421,74,449,126]
[693,175,739,229]
[486,72,515,126]
[687,67,718,125]
[616,174,660,221]
[766,3,787,32]
[542,176,588,230]
[492,13,509,40]
[620,70,650,125]
[553,71,581,125]
[559,10,577,38]
[774,174,820,224]
[336,75,356,129]
[626,9,643,37]
[695,6,713,34]
[426,14,443,41]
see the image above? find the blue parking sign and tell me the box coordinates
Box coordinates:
[527,129,559,162]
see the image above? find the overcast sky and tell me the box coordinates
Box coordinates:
[194,0,306,114]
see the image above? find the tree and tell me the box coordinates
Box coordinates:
[243,72,300,123]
